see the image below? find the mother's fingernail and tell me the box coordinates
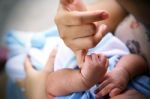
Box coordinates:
[101,12,109,20]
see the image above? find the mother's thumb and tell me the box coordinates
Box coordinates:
[94,24,108,44]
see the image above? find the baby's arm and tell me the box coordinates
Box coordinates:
[115,54,148,80]
[46,68,89,97]
[46,53,108,97]
[96,54,148,98]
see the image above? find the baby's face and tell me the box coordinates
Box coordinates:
[117,0,150,25]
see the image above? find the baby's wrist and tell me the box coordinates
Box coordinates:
[80,70,95,89]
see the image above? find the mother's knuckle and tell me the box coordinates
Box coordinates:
[78,16,84,24]
[90,24,96,31]
[89,26,96,35]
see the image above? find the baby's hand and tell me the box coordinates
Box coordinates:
[79,53,108,88]
[95,67,130,98]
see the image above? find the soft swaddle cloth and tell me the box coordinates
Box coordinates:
[54,33,129,71]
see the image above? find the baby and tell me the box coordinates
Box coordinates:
[45,33,148,98]
[47,0,150,98]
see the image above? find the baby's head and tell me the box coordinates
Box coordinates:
[117,0,150,26]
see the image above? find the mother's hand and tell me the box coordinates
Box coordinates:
[24,48,57,99]
[55,0,109,52]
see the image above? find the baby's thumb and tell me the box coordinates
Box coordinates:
[94,24,108,44]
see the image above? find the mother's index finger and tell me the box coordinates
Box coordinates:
[61,10,109,25]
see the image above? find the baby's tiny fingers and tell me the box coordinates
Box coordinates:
[95,89,102,99]
[91,53,99,64]
[100,84,114,97]
[97,54,107,66]
[109,88,122,97]
[97,77,111,91]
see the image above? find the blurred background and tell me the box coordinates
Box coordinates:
[0,0,97,99]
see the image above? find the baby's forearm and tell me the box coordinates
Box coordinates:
[46,68,92,96]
